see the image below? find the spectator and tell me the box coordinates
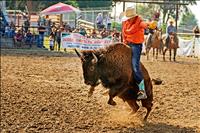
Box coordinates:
[5,24,10,38]
[25,30,33,48]
[96,13,103,31]
[91,29,97,38]
[79,27,87,36]
[24,18,30,33]
[73,28,80,33]
[56,28,61,51]
[49,32,54,51]
[100,28,108,38]
[105,14,112,31]
[10,21,16,38]
[14,30,23,47]
[193,25,200,38]
[112,28,120,42]
[38,24,46,48]
[153,9,160,21]
[64,22,71,32]
[46,18,52,36]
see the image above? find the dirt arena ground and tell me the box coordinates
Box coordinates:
[1,49,200,133]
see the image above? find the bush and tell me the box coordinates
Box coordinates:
[111,22,122,31]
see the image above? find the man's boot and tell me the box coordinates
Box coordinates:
[137,80,147,100]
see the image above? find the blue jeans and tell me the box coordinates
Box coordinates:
[128,43,144,84]
[38,34,44,48]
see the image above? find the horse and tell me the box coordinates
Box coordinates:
[145,29,163,60]
[162,32,179,61]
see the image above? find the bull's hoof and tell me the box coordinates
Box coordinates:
[108,100,117,106]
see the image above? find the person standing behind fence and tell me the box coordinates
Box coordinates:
[193,25,200,38]
[105,14,112,31]
[96,13,103,31]
[56,28,61,51]
[5,24,10,38]
[24,18,30,33]
[38,24,46,48]
[25,30,33,48]
[49,32,54,51]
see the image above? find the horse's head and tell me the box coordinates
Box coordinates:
[169,33,178,44]
[153,29,162,41]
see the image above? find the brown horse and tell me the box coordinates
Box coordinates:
[162,33,179,61]
[145,29,163,60]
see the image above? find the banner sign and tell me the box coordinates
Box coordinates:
[61,32,112,50]
[177,37,200,57]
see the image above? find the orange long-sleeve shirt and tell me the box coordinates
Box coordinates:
[122,16,148,44]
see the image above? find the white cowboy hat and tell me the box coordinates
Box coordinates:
[120,7,137,21]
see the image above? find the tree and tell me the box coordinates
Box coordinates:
[179,11,198,29]
[6,0,78,12]
[160,0,197,24]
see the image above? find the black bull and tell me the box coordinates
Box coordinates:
[75,43,153,121]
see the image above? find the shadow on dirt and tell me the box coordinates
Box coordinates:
[101,122,197,133]
[1,48,77,58]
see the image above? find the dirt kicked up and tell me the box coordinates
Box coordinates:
[1,49,200,133]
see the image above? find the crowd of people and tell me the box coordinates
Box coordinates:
[1,8,199,51]
[36,15,121,51]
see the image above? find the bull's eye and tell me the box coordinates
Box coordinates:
[90,66,95,71]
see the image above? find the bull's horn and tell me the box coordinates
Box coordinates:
[74,49,85,62]
[92,53,98,64]
[74,48,81,57]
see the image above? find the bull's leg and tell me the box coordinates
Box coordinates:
[173,48,177,62]
[88,86,95,97]
[126,99,139,114]
[107,89,117,106]
[169,49,172,61]
[141,100,153,121]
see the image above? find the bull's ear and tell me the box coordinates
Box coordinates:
[74,49,85,62]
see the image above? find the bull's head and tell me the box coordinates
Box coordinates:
[75,49,100,87]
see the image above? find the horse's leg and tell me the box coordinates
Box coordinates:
[169,49,172,61]
[156,48,158,59]
[126,99,139,114]
[152,48,155,60]
[163,48,168,61]
[173,48,177,61]
[146,47,150,60]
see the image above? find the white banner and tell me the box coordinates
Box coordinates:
[194,38,200,57]
[177,37,200,57]
[177,38,194,56]
[61,33,112,50]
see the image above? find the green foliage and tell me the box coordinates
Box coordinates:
[136,4,157,20]
[6,0,112,11]
[179,11,198,27]
[160,0,197,23]
[6,0,78,12]
[111,21,121,31]
[161,23,167,33]
[77,0,112,9]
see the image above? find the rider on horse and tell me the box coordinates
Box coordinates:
[147,20,158,45]
[166,19,176,47]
